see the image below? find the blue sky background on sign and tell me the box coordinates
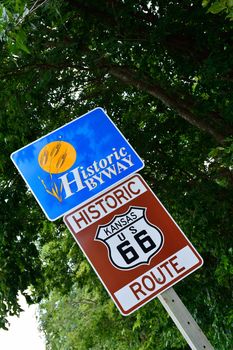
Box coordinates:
[11,108,144,220]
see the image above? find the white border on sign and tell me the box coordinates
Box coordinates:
[63,174,203,316]
[10,107,144,221]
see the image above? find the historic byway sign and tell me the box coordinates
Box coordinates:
[11,108,144,220]
[64,174,203,316]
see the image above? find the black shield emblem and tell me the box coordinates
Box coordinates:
[95,206,164,270]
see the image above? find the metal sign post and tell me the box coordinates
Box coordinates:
[158,287,214,350]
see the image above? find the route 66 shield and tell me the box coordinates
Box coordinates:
[95,206,164,270]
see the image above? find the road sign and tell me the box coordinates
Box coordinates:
[11,108,144,221]
[64,174,203,316]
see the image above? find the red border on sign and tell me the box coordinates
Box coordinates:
[64,174,203,315]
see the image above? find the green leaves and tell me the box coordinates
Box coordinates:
[203,0,233,19]
[208,1,228,13]
[0,0,232,348]
[208,137,233,187]
[7,28,30,54]
[0,1,31,54]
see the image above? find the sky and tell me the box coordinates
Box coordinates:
[0,295,45,350]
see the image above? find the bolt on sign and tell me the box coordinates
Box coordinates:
[64,174,203,316]
[11,108,144,221]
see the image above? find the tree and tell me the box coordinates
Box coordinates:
[39,283,143,350]
[203,0,233,19]
[0,0,232,348]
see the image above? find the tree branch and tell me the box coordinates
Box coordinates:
[108,66,227,144]
[0,62,88,80]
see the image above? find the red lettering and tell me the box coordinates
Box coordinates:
[88,204,101,219]
[169,256,185,274]
[105,195,118,208]
[83,209,91,223]
[72,211,89,229]
[122,184,133,199]
[113,188,128,204]
[128,181,141,195]
[159,261,175,278]
[142,275,156,291]
[150,269,166,284]
[95,198,108,213]
[129,282,147,300]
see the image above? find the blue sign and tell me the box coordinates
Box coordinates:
[11,108,144,221]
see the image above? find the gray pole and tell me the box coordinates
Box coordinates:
[158,287,215,350]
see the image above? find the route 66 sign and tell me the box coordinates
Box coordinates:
[64,174,203,316]
[95,207,164,269]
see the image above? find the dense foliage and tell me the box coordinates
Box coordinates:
[0,1,232,349]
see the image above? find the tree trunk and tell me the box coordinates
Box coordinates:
[108,66,227,144]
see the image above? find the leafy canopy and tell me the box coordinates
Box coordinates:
[0,0,232,349]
